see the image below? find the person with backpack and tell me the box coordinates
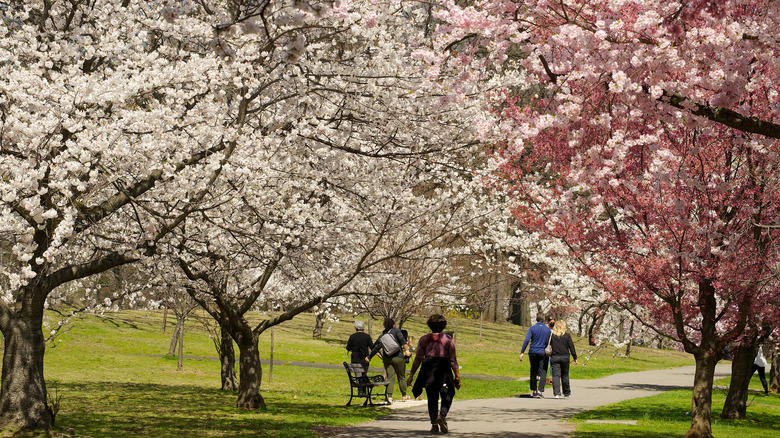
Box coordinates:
[366,318,411,403]
[406,314,461,434]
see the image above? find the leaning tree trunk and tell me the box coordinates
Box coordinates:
[770,345,779,393]
[721,343,759,419]
[167,317,183,356]
[219,327,238,391]
[236,333,266,409]
[685,352,718,438]
[0,314,53,431]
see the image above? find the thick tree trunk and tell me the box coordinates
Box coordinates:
[236,334,266,410]
[0,315,53,431]
[770,345,779,393]
[220,327,238,391]
[685,353,718,438]
[720,343,759,419]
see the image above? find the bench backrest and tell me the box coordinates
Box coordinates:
[343,362,368,385]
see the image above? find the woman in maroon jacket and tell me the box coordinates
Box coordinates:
[406,314,461,434]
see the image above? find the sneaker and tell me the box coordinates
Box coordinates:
[437,414,449,434]
[564,395,570,399]
[401,395,410,401]
[537,393,545,399]
[429,424,439,434]
[554,395,561,399]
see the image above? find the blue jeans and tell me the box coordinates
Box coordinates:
[550,355,571,396]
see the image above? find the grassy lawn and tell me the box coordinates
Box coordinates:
[31,310,696,437]
[571,379,779,437]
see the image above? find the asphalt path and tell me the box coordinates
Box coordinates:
[332,364,733,437]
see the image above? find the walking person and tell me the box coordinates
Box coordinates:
[407,314,461,434]
[519,312,552,398]
[549,320,578,399]
[346,320,372,395]
[751,345,770,396]
[366,318,411,403]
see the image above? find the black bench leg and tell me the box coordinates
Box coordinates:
[364,386,374,406]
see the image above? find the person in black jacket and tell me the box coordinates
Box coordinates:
[347,320,373,369]
[549,320,578,399]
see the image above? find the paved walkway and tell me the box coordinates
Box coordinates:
[333,364,732,437]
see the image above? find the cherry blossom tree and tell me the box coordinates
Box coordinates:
[422,1,780,437]
[0,0,490,431]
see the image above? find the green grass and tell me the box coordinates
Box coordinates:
[571,385,780,437]
[31,310,696,437]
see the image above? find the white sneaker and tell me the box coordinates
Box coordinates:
[554,395,561,399]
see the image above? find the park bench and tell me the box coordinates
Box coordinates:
[343,362,390,407]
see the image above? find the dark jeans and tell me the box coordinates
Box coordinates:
[550,355,571,396]
[426,383,454,423]
[751,364,769,393]
[529,353,548,392]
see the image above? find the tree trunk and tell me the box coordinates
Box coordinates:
[312,312,323,339]
[161,306,168,334]
[220,327,238,391]
[624,320,635,357]
[685,353,718,438]
[770,345,779,393]
[177,319,184,371]
[236,334,266,410]
[478,311,483,343]
[0,314,53,431]
[720,343,759,419]
[167,318,182,356]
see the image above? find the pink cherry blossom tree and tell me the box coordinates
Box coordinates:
[425,1,780,437]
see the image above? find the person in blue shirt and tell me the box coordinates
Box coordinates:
[518,312,553,398]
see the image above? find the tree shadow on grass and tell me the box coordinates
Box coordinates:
[53,381,380,438]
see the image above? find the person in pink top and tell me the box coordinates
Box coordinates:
[406,314,461,434]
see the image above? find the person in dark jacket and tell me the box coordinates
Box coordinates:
[549,320,578,399]
[407,314,461,434]
[519,312,552,398]
[346,320,373,388]
[366,318,411,403]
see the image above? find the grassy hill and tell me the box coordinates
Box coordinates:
[29,310,695,437]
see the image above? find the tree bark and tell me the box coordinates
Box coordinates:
[625,320,635,357]
[236,333,266,409]
[684,352,718,438]
[161,306,168,334]
[220,327,238,391]
[167,317,183,356]
[770,345,779,393]
[312,312,323,339]
[177,320,184,371]
[0,314,53,431]
[720,343,759,419]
